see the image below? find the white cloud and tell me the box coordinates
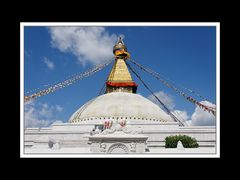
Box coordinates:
[148,91,175,110]
[43,57,55,70]
[55,105,63,112]
[190,101,216,126]
[172,110,189,122]
[48,27,118,66]
[148,91,216,126]
[24,101,63,128]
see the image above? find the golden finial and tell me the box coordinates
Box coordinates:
[113,36,130,59]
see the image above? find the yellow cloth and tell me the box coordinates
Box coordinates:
[115,50,130,59]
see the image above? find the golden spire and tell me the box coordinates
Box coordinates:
[106,37,137,93]
[107,57,133,82]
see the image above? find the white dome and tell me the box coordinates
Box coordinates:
[69,92,174,123]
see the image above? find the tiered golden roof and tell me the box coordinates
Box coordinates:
[107,58,133,82]
[106,37,137,94]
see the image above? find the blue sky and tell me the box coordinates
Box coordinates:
[24,25,216,127]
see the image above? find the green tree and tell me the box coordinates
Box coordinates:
[165,135,199,148]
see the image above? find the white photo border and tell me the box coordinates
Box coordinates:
[20,22,220,158]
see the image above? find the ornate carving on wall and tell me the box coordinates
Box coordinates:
[107,143,129,153]
[100,143,107,152]
[130,142,136,152]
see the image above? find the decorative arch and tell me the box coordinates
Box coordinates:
[107,143,129,154]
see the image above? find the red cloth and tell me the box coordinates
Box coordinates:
[106,82,138,87]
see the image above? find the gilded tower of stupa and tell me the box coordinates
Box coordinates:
[106,37,138,93]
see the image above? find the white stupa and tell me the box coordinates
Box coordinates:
[24,37,216,156]
[69,92,174,124]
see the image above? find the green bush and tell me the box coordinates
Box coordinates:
[165,135,199,148]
